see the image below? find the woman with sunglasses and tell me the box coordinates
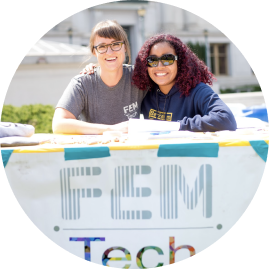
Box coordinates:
[53,20,146,135]
[133,34,237,132]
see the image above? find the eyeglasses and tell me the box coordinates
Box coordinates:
[94,41,125,54]
[146,54,178,67]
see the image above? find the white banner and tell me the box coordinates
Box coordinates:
[4,145,266,267]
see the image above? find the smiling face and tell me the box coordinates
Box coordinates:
[147,42,178,94]
[93,35,126,72]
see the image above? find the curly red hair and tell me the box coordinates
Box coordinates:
[132,34,216,96]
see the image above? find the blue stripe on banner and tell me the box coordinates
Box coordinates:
[249,140,268,162]
[157,143,219,158]
[64,147,110,161]
[1,150,13,168]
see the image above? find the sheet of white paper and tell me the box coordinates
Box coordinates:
[128,119,180,134]
[235,117,268,129]
[147,131,213,140]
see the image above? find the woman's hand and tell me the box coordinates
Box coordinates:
[80,63,98,75]
[111,121,129,133]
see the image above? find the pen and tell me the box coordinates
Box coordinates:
[150,131,171,135]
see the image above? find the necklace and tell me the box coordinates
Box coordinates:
[156,89,168,112]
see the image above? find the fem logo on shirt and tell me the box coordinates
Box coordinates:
[123,102,138,119]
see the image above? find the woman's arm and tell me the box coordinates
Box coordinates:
[52,108,128,135]
[179,85,237,132]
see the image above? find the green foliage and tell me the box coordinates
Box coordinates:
[252,85,262,92]
[220,88,236,94]
[220,85,262,94]
[187,42,206,63]
[1,104,54,133]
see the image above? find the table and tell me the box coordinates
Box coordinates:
[1,133,268,267]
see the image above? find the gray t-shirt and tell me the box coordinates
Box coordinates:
[56,65,147,125]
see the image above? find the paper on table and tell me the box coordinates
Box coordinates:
[147,131,213,140]
[127,119,207,141]
[235,116,268,129]
[128,119,180,135]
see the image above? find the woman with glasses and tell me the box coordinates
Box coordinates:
[132,34,237,132]
[53,20,146,134]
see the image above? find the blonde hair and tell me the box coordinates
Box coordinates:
[89,20,131,64]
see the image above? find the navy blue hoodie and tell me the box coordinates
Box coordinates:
[142,82,237,132]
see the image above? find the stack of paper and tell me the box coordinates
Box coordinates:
[128,119,212,140]
[128,119,181,134]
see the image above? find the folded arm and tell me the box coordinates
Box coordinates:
[180,87,237,132]
[52,108,128,135]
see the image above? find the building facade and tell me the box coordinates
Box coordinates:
[5,0,259,106]
[44,1,257,88]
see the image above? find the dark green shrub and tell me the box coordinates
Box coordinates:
[220,88,236,94]
[1,104,55,133]
[220,85,261,94]
[187,42,206,63]
[252,85,262,92]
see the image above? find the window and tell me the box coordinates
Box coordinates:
[210,44,228,75]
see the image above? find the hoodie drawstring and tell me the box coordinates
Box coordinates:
[156,88,173,117]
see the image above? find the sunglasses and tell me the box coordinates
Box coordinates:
[146,54,178,67]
